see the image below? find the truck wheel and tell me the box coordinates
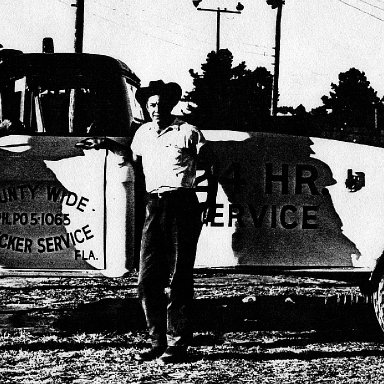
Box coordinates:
[373,277,384,332]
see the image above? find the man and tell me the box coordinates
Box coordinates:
[130,80,217,363]
[80,80,216,363]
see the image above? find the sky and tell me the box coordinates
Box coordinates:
[2,0,384,110]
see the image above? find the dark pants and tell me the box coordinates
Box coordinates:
[137,189,202,348]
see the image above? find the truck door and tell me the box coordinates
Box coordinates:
[0,62,140,276]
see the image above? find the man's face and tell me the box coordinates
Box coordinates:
[146,95,173,125]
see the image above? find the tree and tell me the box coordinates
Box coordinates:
[278,104,307,117]
[185,49,273,130]
[315,68,380,131]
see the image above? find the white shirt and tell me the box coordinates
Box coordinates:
[130,119,206,193]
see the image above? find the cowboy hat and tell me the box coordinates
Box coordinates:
[135,80,182,107]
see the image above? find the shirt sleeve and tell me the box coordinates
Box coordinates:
[130,127,143,157]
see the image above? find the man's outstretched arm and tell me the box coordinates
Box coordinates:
[76,137,138,163]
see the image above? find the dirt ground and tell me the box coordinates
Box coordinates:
[0,273,384,383]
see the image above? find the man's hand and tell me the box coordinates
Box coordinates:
[201,203,216,225]
[0,119,24,136]
[75,137,107,150]
[197,143,218,225]
[76,137,136,164]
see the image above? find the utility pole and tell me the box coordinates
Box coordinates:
[73,0,85,53]
[216,9,221,53]
[193,1,244,52]
[267,0,284,117]
[69,0,85,133]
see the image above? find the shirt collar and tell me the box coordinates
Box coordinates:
[148,117,184,136]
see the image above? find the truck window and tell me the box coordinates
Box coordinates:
[0,70,135,137]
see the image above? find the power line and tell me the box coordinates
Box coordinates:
[88,11,202,51]
[88,0,273,53]
[89,0,211,39]
[243,50,274,58]
[56,0,206,51]
[356,0,384,12]
[88,0,214,47]
[55,0,72,6]
[93,9,273,57]
[53,0,274,59]
[336,0,384,21]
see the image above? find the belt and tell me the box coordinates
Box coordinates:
[148,189,195,199]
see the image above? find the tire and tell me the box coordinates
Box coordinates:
[373,276,384,332]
